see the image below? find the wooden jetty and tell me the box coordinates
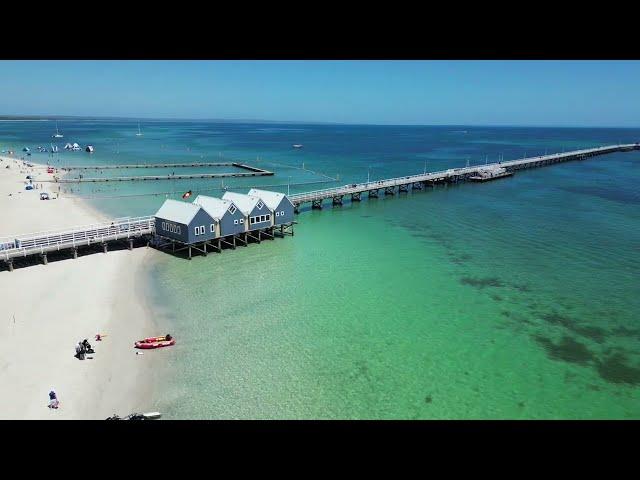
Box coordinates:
[51,162,273,183]
[48,170,274,183]
[0,216,154,270]
[2,143,638,271]
[61,162,267,171]
[288,143,639,211]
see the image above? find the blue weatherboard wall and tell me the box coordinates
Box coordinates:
[186,208,217,244]
[155,217,189,243]
[218,204,246,237]
[246,202,272,231]
[273,196,295,225]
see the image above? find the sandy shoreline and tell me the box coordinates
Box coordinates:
[0,154,166,419]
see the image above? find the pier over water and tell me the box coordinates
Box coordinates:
[1,143,638,270]
[288,143,639,210]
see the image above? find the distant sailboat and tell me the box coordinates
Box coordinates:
[292,144,303,149]
[136,122,143,136]
[53,121,64,138]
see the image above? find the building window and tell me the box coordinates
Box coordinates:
[234,219,239,225]
[266,214,270,221]
[177,226,181,234]
[257,201,264,210]
[210,224,215,233]
[280,211,284,216]
[162,222,166,230]
[228,204,237,215]
[275,212,280,217]
[260,215,265,222]
[199,226,205,235]
[239,219,244,224]
[194,227,199,236]
[250,217,255,225]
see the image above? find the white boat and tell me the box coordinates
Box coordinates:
[292,144,303,149]
[71,142,81,151]
[136,122,143,136]
[53,121,64,138]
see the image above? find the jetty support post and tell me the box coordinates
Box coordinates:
[6,260,13,272]
[128,239,133,251]
[102,243,108,254]
[351,192,361,202]
[41,253,48,265]
[368,189,379,198]
[384,186,395,196]
[188,246,192,260]
[312,199,323,210]
[203,241,207,256]
[398,184,409,193]
[73,247,78,259]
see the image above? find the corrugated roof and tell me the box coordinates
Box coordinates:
[222,191,263,215]
[247,188,288,210]
[154,199,202,225]
[192,195,233,220]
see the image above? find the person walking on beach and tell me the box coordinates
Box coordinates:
[48,389,59,409]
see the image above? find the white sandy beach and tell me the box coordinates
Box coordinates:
[0,154,166,419]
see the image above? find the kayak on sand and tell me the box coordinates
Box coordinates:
[135,334,175,349]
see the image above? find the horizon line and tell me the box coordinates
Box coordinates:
[0,114,639,130]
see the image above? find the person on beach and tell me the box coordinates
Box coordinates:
[48,390,59,409]
[75,341,85,360]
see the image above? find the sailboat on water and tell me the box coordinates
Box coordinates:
[136,122,143,136]
[52,121,64,138]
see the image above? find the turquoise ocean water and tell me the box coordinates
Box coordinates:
[2,120,639,418]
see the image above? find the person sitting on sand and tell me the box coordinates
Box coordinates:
[165,334,172,341]
[48,390,59,409]
[82,339,94,354]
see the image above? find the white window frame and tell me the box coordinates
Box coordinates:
[234,219,239,225]
[250,217,255,225]
[266,214,270,221]
[210,224,215,233]
[194,226,199,236]
[239,218,244,224]
[275,212,280,217]
[177,226,181,234]
[257,201,264,210]
[228,204,237,215]
[280,210,284,216]
[199,226,205,235]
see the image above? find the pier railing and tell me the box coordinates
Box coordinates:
[289,144,639,204]
[0,216,155,260]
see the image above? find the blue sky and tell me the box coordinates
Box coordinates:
[0,60,638,127]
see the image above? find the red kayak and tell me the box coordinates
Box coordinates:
[135,335,175,349]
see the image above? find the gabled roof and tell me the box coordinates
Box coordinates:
[222,191,264,215]
[247,188,291,210]
[154,199,203,225]
[192,195,234,220]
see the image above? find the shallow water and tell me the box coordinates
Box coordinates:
[3,120,639,418]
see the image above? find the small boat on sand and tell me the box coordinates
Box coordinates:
[135,335,175,349]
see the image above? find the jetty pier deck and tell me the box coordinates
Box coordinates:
[2,143,638,271]
[288,143,639,211]
[60,162,272,171]
[51,162,274,183]
[0,216,155,270]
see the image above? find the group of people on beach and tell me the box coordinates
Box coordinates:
[74,338,95,361]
